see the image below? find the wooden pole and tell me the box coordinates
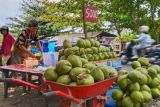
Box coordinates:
[82,0,87,38]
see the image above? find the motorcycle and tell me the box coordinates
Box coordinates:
[120,40,155,65]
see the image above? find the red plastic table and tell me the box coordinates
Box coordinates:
[0,64,44,98]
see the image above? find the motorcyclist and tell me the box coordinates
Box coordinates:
[132,25,155,58]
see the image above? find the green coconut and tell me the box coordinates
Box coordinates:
[117,74,128,83]
[138,57,149,66]
[88,39,95,47]
[150,65,160,73]
[58,49,64,57]
[81,54,88,60]
[44,67,58,81]
[59,55,66,60]
[118,78,131,90]
[91,67,104,82]
[79,48,86,55]
[77,73,94,85]
[130,91,144,103]
[151,88,160,98]
[112,90,123,101]
[64,48,75,57]
[95,41,100,47]
[56,60,72,75]
[136,68,148,75]
[85,39,91,48]
[140,84,151,93]
[91,47,99,54]
[148,67,157,78]
[149,77,160,88]
[67,55,82,68]
[80,58,88,65]
[139,74,148,85]
[128,70,143,83]
[122,96,134,107]
[131,61,141,69]
[83,63,96,71]
[98,65,110,79]
[129,82,140,92]
[141,91,152,103]
[63,39,72,49]
[56,75,72,85]
[69,67,88,81]
[76,39,86,48]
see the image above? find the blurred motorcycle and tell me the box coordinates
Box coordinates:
[120,40,156,64]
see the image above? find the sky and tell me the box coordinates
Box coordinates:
[0,0,60,27]
[0,0,23,26]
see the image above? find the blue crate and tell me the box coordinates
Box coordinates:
[106,60,113,67]
[105,86,119,107]
[112,59,122,68]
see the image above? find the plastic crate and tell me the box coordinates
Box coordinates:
[112,59,122,68]
[95,59,122,68]
[106,60,113,67]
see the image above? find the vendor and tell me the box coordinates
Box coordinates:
[11,19,42,64]
[0,26,15,65]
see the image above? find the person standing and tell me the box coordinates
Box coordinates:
[11,19,42,64]
[0,26,15,65]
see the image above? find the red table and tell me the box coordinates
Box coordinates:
[0,64,44,98]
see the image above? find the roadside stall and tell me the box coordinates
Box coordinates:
[0,37,120,107]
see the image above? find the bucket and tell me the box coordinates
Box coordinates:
[41,39,49,52]
[48,40,55,52]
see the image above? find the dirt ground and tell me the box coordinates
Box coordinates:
[0,85,61,107]
[0,71,61,107]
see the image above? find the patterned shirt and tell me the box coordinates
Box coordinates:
[12,29,38,56]
[15,29,38,48]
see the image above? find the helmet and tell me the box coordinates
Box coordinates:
[1,26,9,30]
[138,25,149,33]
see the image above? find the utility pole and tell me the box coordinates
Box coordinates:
[82,0,87,38]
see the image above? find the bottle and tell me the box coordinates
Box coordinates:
[30,41,39,54]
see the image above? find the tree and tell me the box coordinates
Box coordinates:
[7,0,160,43]
[8,0,55,37]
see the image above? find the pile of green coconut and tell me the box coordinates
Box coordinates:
[44,54,118,86]
[112,57,160,107]
[58,38,116,61]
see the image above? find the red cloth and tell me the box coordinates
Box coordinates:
[1,34,15,56]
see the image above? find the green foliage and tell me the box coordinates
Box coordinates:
[115,33,137,42]
[7,0,55,37]
[6,0,160,43]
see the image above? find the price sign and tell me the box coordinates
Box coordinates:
[84,6,98,23]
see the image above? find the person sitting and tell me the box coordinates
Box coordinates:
[132,25,155,58]
[0,26,15,65]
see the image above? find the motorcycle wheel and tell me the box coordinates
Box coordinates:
[121,55,128,65]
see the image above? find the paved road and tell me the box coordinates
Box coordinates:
[122,63,132,71]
